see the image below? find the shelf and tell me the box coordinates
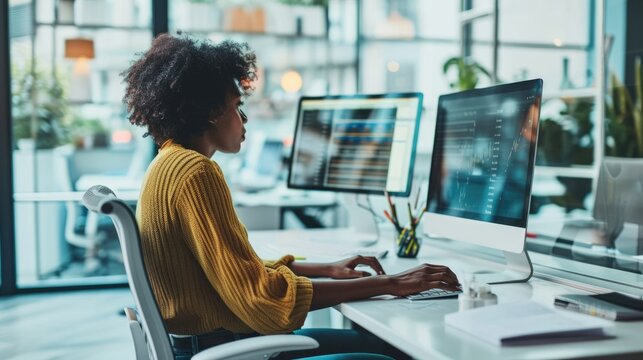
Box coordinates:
[359,35,458,44]
[178,29,332,41]
[534,165,595,178]
[68,101,123,106]
[36,22,151,31]
[460,8,494,23]
[543,87,596,101]
[358,36,589,51]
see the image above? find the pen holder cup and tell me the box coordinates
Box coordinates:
[396,227,421,258]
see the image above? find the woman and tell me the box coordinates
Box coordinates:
[123,33,460,360]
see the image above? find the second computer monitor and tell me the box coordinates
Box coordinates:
[426,79,543,254]
[288,93,423,196]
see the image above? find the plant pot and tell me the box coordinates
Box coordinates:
[17,138,36,150]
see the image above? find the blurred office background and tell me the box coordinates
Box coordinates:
[1,0,642,318]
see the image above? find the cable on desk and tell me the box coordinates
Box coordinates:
[355,194,383,243]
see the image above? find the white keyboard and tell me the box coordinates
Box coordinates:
[406,288,462,301]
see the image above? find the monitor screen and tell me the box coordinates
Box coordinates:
[288,93,423,196]
[426,79,542,253]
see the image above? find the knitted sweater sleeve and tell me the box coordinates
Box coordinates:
[175,161,312,334]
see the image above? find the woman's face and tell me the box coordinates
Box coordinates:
[207,93,247,154]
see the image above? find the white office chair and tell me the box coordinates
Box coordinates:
[53,145,121,274]
[81,185,319,360]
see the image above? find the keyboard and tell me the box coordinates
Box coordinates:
[406,288,462,301]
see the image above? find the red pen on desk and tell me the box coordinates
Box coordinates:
[383,210,394,224]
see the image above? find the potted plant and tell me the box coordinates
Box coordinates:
[11,63,70,150]
[69,116,109,149]
[605,56,643,158]
[442,56,491,91]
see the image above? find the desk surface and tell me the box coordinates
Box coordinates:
[249,228,643,360]
[13,188,336,208]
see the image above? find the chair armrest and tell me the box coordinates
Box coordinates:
[191,334,318,360]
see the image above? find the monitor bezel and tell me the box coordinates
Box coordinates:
[287,92,424,197]
[424,79,543,253]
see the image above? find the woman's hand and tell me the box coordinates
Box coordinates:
[309,262,460,310]
[326,255,386,279]
[387,263,460,296]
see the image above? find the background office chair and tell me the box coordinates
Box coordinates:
[81,185,318,360]
[53,145,122,275]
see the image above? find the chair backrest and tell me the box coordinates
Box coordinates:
[82,185,174,360]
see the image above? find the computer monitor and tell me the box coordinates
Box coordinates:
[236,133,284,192]
[288,93,423,197]
[425,79,543,283]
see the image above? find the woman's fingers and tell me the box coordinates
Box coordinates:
[422,271,459,286]
[427,281,461,292]
[420,264,459,284]
[351,256,386,275]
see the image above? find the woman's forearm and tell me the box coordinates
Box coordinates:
[310,276,394,310]
[288,261,333,278]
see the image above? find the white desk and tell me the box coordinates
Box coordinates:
[249,228,643,360]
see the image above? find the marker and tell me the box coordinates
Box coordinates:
[294,256,307,261]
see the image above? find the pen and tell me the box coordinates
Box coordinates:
[390,203,399,228]
[413,183,422,210]
[384,191,393,208]
[415,207,427,225]
[384,210,402,233]
[385,190,401,228]
[383,210,394,224]
[407,202,415,230]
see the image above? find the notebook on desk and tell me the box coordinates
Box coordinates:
[555,292,643,321]
[445,300,610,346]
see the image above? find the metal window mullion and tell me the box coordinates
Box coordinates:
[593,0,605,194]
[0,0,17,295]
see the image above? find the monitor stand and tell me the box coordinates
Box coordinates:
[471,249,533,284]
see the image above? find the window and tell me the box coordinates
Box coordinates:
[9,0,153,288]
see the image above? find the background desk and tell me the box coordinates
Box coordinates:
[249,228,643,360]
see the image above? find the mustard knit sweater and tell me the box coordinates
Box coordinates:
[136,141,313,335]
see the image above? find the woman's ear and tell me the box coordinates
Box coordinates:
[208,114,219,127]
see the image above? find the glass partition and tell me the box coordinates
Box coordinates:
[9,0,153,287]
